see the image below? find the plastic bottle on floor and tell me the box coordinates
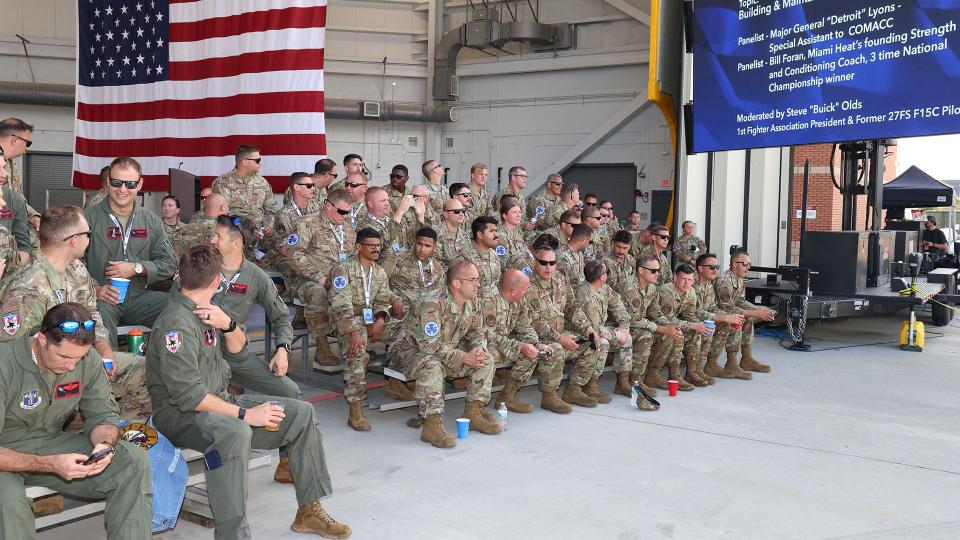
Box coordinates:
[497,403,508,431]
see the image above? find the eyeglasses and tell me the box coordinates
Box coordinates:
[328,172,338,179]
[511,173,528,179]
[586,215,600,221]
[413,194,429,199]
[734,261,752,268]
[655,234,670,240]
[430,164,443,173]
[639,266,661,274]
[445,208,466,215]
[389,174,406,180]
[109,178,140,189]
[698,264,721,271]
[326,200,351,215]
[535,258,557,266]
[458,276,481,283]
[62,230,92,241]
[561,220,578,226]
[358,242,382,249]
[296,183,316,189]
[56,320,96,333]
[455,192,471,198]
[11,134,32,148]
[346,182,366,189]
[244,157,262,164]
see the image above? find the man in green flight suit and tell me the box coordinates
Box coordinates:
[0,302,152,539]
[147,246,351,540]
[84,157,177,347]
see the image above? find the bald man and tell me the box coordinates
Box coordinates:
[173,192,227,255]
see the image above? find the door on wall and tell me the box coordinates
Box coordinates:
[24,152,83,210]
[561,163,638,225]
[650,190,673,225]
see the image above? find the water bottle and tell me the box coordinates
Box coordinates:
[497,402,508,431]
[630,381,639,408]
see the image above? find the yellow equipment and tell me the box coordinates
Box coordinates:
[899,311,924,351]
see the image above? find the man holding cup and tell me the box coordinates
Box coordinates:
[84,157,176,348]
[687,254,745,386]
[714,250,776,378]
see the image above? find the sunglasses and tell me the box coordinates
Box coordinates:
[561,220,578,226]
[584,202,597,206]
[547,181,563,186]
[329,172,338,179]
[699,264,721,271]
[56,320,96,333]
[346,182,366,189]
[574,204,584,209]
[639,266,661,274]
[456,192,471,198]
[430,164,443,173]
[62,230,92,241]
[109,178,140,189]
[200,195,208,201]
[389,174,406,180]
[655,234,670,240]
[445,208,466,215]
[12,134,32,148]
[296,183,316,189]
[535,258,557,266]
[245,157,262,164]
[326,200,351,215]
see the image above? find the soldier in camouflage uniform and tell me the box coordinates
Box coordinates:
[492,167,532,239]
[265,173,319,278]
[422,160,449,218]
[674,220,707,265]
[173,193,227,256]
[387,184,434,254]
[0,119,41,236]
[540,183,579,238]
[542,209,580,248]
[526,173,564,232]
[604,230,637,292]
[645,264,708,392]
[639,224,673,285]
[556,224,593,291]
[464,163,492,224]
[692,253,745,384]
[459,216,502,299]
[387,227,446,340]
[0,159,30,278]
[597,201,618,257]
[357,187,406,266]
[211,145,281,233]
[390,260,501,448]
[435,198,469,266]
[343,172,368,231]
[286,189,357,367]
[385,164,411,214]
[496,199,528,272]
[83,166,111,210]
[580,206,606,260]
[714,250,776,378]
[564,261,632,407]
[0,206,149,420]
[283,159,335,210]
[328,228,406,431]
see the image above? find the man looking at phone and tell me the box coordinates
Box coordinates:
[0,302,152,539]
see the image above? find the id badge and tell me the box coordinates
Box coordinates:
[362,308,375,324]
[339,252,348,261]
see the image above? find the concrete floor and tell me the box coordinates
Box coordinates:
[38,313,960,539]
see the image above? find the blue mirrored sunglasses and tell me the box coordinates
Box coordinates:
[59,320,96,333]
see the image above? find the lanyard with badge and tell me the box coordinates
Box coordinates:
[108,211,137,261]
[359,264,375,324]
[291,201,303,218]
[417,259,436,288]
[216,270,242,298]
[329,223,347,261]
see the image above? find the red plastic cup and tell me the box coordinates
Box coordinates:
[732,322,742,329]
[667,380,679,397]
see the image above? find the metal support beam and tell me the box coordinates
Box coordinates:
[424,0,444,162]
[524,95,653,195]
[603,0,652,26]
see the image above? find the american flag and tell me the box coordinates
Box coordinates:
[74,0,327,192]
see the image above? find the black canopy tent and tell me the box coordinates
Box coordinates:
[882,165,955,208]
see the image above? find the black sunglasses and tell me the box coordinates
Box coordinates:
[445,208,466,215]
[535,258,557,266]
[326,200,351,215]
[346,182,366,189]
[62,230,92,241]
[389,174,406,179]
[698,264,721,271]
[296,183,316,189]
[584,202,597,206]
[109,178,140,189]
[12,134,32,148]
[639,266,661,274]
[455,192,471,197]
[655,234,670,240]
[245,157,262,164]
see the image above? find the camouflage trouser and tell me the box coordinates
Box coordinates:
[336,326,382,402]
[111,352,150,421]
[651,333,683,368]
[566,328,631,386]
[630,328,655,378]
[702,322,732,359]
[391,343,495,417]
[508,344,566,392]
[298,281,331,347]
[725,317,756,352]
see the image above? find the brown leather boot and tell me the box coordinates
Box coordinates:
[291,500,352,538]
[703,354,725,379]
[420,413,456,448]
[451,377,468,390]
[698,358,716,385]
[292,305,307,330]
[495,380,534,413]
[562,382,598,408]
[384,378,415,400]
[614,372,632,397]
[274,457,293,484]
[721,350,752,380]
[314,337,340,367]
[668,363,695,391]
[540,390,572,414]
[464,401,502,435]
[683,355,708,387]
[739,345,771,373]
[31,493,64,517]
[347,401,371,431]
[644,359,669,390]
[583,375,612,403]
[630,370,658,397]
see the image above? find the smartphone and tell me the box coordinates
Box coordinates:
[83,447,113,465]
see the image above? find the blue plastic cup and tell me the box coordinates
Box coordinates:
[704,320,715,335]
[110,277,131,303]
[102,357,113,372]
[456,418,470,439]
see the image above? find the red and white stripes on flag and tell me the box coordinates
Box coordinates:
[74,0,327,192]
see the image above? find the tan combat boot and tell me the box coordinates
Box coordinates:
[495,380,534,413]
[540,390,572,414]
[630,370,658,397]
[644,358,669,390]
[614,372,632,397]
[697,357,716,385]
[739,345,771,373]
[703,354,725,379]
[668,363,695,391]
[347,401,371,431]
[562,382,598,408]
[274,457,293,484]
[464,401,503,435]
[420,413,456,448]
[583,375,612,403]
[721,350,752,380]
[384,378,415,400]
[291,500,352,538]
[314,337,340,367]
[683,354,708,387]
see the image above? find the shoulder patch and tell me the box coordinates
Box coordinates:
[528,298,542,312]
[495,245,507,256]
[485,314,497,327]
[535,206,545,216]
[333,276,348,289]
[423,321,440,337]
[286,233,299,246]
[2,312,20,336]
[164,331,182,353]
[521,266,532,276]
[120,423,159,450]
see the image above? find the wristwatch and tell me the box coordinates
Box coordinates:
[275,343,291,354]
[237,407,246,420]
[225,319,238,333]
[134,262,143,275]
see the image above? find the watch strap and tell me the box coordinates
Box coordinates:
[237,407,246,420]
